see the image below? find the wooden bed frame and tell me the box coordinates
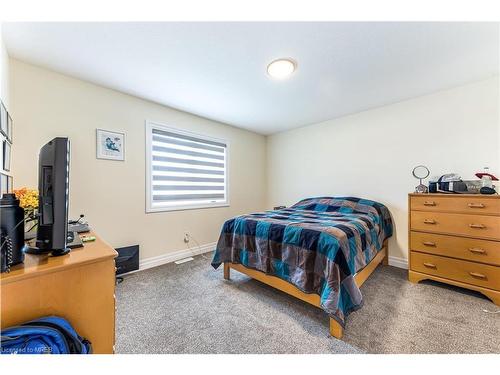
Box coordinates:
[223,239,389,339]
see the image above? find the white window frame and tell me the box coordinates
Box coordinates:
[145,120,230,213]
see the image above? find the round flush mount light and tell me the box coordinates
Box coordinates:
[267,58,297,79]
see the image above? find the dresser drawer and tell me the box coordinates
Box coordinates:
[410,211,500,240]
[410,195,500,215]
[411,251,500,290]
[410,231,500,266]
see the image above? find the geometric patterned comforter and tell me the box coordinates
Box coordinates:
[211,197,393,326]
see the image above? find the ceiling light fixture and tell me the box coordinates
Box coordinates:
[267,58,296,79]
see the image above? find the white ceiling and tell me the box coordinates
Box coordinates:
[3,22,499,135]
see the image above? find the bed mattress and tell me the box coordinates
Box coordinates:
[211,197,393,326]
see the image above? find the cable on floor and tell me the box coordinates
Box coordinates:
[186,235,210,261]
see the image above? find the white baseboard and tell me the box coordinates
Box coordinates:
[136,242,216,273]
[126,243,408,275]
[388,255,408,269]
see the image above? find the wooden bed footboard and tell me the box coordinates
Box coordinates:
[223,239,389,339]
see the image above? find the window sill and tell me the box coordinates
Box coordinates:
[146,202,230,213]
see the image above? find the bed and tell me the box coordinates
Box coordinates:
[211,197,393,339]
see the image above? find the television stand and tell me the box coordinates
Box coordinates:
[24,244,70,256]
[24,231,81,256]
[51,247,71,256]
[23,243,50,255]
[1,231,118,353]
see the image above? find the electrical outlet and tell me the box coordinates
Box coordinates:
[183,232,190,243]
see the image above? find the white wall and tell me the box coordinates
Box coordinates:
[0,27,9,107]
[0,27,10,179]
[267,77,500,262]
[10,59,267,260]
[9,56,500,265]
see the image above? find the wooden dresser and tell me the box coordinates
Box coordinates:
[0,232,117,353]
[408,193,500,305]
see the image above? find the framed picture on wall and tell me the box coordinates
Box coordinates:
[96,129,125,161]
[6,113,13,142]
[3,140,11,172]
[6,175,13,193]
[0,102,7,138]
[0,173,8,195]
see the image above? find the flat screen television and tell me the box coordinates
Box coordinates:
[25,137,71,256]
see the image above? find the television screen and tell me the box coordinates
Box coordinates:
[29,137,71,256]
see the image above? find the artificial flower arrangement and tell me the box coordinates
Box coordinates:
[14,188,39,210]
[14,187,39,232]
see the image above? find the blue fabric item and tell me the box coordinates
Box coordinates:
[212,197,393,327]
[1,316,92,354]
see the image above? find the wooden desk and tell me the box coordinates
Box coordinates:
[1,232,117,353]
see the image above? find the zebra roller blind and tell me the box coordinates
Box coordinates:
[146,122,228,212]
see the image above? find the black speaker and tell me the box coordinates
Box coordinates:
[115,245,139,275]
[1,193,25,272]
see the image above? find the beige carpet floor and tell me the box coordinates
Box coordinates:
[115,253,499,354]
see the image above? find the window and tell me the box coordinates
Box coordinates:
[146,121,229,212]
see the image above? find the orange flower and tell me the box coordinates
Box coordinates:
[14,188,39,210]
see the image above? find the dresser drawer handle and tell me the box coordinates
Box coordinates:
[469,224,486,229]
[469,248,486,255]
[422,241,437,247]
[468,203,485,208]
[469,272,487,280]
[423,201,436,206]
[423,219,436,224]
[423,262,437,269]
